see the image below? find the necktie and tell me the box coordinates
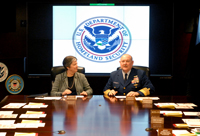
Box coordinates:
[124,73,128,83]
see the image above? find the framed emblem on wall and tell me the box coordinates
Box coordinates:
[5,74,24,94]
[0,62,8,82]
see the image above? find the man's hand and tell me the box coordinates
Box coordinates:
[127,91,139,96]
[108,90,118,96]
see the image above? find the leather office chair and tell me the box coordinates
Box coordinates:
[51,66,85,84]
[28,66,85,98]
[117,66,150,77]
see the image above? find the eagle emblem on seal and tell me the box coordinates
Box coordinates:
[84,26,120,52]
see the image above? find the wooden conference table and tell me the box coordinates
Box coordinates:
[0,95,200,136]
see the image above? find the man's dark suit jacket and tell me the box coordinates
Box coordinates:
[103,68,155,96]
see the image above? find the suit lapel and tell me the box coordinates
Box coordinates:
[62,72,69,88]
[124,68,136,86]
[117,69,125,86]
[74,72,78,89]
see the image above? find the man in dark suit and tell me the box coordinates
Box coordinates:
[103,54,155,96]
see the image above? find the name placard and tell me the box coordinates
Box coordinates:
[151,117,164,129]
[151,117,164,124]
[142,99,153,104]
[126,96,135,101]
[66,96,77,100]
[151,123,164,129]
[158,128,173,136]
[126,100,135,105]
[151,110,160,117]
[142,103,152,108]
[66,100,76,105]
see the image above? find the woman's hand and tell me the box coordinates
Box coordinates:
[80,91,88,96]
[62,89,72,95]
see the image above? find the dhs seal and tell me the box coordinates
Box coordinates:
[0,62,8,82]
[73,16,131,62]
[5,74,24,94]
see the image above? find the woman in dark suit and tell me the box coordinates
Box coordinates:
[51,56,93,96]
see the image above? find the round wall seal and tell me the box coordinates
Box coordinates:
[5,74,24,94]
[0,62,8,82]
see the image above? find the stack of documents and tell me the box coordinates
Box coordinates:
[19,111,46,118]
[1,103,26,109]
[155,103,197,109]
[182,119,200,127]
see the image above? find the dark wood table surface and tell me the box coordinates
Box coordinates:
[0,95,200,136]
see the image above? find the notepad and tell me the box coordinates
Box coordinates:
[23,103,48,108]
[16,119,45,128]
[1,103,26,109]
[19,114,46,118]
[35,97,61,100]
[115,96,126,99]
[14,132,38,136]
[182,119,200,127]
[0,114,18,118]
[0,132,6,136]
[183,112,200,116]
[136,97,160,100]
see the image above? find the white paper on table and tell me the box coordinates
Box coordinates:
[115,96,126,99]
[160,111,182,114]
[1,103,26,109]
[0,132,6,136]
[183,112,200,116]
[23,105,48,108]
[187,123,200,127]
[154,103,177,106]
[26,111,45,114]
[19,114,46,118]
[156,129,191,136]
[136,97,160,101]
[16,123,38,128]
[14,132,38,136]
[21,120,42,123]
[43,97,61,100]
[182,119,200,123]
[156,129,190,135]
[6,103,26,106]
[28,102,45,105]
[0,111,14,114]
[20,120,45,127]
[0,120,15,124]
[182,119,200,127]
[0,124,16,129]
[35,97,61,100]
[172,130,191,136]
[175,105,194,109]
[0,114,18,118]
[16,123,45,128]
[76,96,84,98]
[176,103,197,107]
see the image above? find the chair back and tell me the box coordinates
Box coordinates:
[51,66,85,83]
[117,66,150,77]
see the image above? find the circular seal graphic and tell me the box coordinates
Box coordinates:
[73,16,132,62]
[0,62,8,82]
[5,74,24,94]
